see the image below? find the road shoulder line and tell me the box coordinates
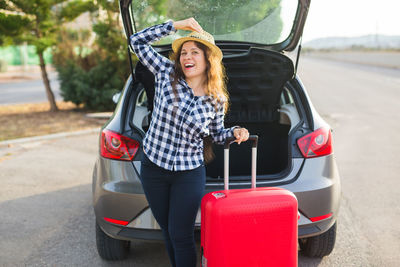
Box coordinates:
[0,128,101,147]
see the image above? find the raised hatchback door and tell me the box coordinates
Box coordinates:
[119,0,311,52]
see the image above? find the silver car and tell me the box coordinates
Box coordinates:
[93,0,341,261]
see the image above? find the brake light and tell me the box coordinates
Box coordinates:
[297,127,333,158]
[104,217,129,226]
[310,213,333,222]
[100,129,139,161]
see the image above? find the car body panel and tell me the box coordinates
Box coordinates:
[104,76,134,134]
[92,71,341,241]
[93,157,147,223]
[93,149,340,240]
[294,75,331,131]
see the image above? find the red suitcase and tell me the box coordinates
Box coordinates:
[201,136,298,267]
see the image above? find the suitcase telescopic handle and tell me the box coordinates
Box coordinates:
[224,135,258,190]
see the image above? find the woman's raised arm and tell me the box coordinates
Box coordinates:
[130,20,176,75]
[130,18,203,75]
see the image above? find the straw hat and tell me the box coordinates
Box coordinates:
[172,30,223,60]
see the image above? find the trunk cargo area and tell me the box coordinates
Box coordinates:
[133,46,296,178]
[206,47,295,178]
[206,121,290,178]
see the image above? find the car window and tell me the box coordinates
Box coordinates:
[280,87,294,105]
[129,0,298,46]
[136,88,148,107]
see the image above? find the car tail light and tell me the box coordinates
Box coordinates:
[310,213,333,222]
[297,127,333,158]
[104,217,129,226]
[100,129,139,161]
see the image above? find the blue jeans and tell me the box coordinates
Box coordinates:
[140,153,206,267]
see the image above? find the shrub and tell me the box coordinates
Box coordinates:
[53,23,131,111]
[56,57,123,111]
[53,0,132,112]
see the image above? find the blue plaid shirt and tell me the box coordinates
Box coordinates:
[130,20,237,171]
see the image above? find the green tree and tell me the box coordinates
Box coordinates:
[52,0,130,111]
[0,0,95,111]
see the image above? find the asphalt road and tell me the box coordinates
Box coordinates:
[1,57,400,266]
[0,72,61,105]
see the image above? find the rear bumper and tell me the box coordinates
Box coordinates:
[283,154,341,238]
[97,207,335,241]
[93,154,340,240]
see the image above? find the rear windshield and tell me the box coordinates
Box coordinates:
[130,0,298,46]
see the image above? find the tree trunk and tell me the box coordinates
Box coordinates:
[38,51,58,112]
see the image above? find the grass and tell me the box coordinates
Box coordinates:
[0,101,109,142]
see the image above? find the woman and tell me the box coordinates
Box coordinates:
[130,18,249,267]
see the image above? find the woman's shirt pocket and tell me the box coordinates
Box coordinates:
[184,99,214,138]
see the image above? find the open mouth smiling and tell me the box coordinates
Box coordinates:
[184,63,195,69]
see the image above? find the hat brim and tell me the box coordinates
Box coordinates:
[172,37,223,60]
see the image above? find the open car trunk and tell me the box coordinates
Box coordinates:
[121,0,312,179]
[132,47,296,179]
[206,47,295,179]
[207,121,290,178]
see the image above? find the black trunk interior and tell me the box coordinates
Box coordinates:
[206,122,290,178]
[134,46,294,177]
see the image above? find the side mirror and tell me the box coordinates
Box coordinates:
[112,92,121,104]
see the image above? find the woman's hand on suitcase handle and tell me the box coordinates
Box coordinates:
[233,127,249,145]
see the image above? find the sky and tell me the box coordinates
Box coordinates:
[301,0,400,42]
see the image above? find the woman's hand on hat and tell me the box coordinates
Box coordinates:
[233,127,250,145]
[173,18,203,33]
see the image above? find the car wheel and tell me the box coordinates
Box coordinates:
[96,222,130,260]
[299,222,337,258]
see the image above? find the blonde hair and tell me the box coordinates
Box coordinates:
[170,41,230,113]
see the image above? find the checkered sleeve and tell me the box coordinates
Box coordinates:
[130,20,176,75]
[209,100,240,145]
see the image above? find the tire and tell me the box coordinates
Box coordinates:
[96,222,130,260]
[299,222,337,258]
